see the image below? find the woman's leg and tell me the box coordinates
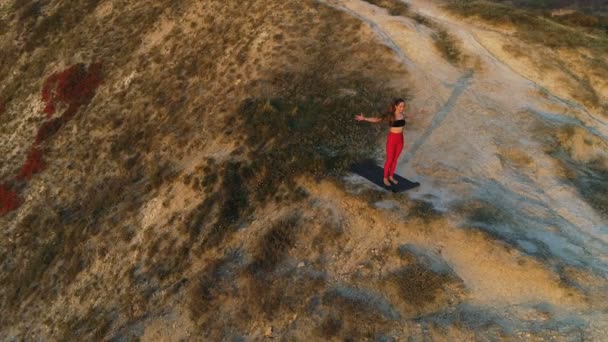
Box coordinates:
[389,134,404,179]
[384,134,399,181]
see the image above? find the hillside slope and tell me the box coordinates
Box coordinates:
[1,0,607,340]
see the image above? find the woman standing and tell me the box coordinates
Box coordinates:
[355,98,422,187]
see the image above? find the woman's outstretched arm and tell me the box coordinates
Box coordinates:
[355,113,384,123]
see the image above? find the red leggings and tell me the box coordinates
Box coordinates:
[384,132,404,179]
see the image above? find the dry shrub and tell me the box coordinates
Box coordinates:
[241,268,326,322]
[320,286,400,340]
[249,214,301,273]
[57,306,115,341]
[497,147,534,169]
[433,28,462,65]
[387,264,452,308]
[361,0,410,16]
[188,249,326,338]
[407,199,442,223]
[189,250,243,320]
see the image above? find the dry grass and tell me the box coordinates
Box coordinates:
[320,285,400,340]
[361,0,410,16]
[362,0,463,65]
[433,27,463,65]
[446,0,608,52]
[407,199,443,223]
[497,146,534,169]
[550,127,608,218]
[533,122,608,219]
[0,0,412,339]
[387,264,453,308]
[249,214,301,273]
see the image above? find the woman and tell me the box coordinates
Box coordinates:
[355,98,422,187]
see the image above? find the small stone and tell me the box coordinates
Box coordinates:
[297,262,305,268]
[264,326,273,337]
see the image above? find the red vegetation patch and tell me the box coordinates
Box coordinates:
[19,147,45,180]
[35,117,65,145]
[0,62,103,216]
[0,185,21,215]
[42,63,103,118]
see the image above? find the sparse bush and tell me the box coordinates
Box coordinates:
[412,13,432,26]
[204,162,251,246]
[407,200,442,223]
[323,286,400,321]
[362,0,410,16]
[249,214,301,273]
[57,306,115,340]
[387,264,451,307]
[318,315,343,338]
[466,199,513,227]
[556,11,600,27]
[433,28,462,64]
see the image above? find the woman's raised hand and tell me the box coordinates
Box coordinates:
[355,113,365,121]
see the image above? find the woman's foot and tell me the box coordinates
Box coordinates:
[383,178,391,186]
[389,176,398,184]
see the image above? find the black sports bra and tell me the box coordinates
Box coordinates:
[390,119,406,127]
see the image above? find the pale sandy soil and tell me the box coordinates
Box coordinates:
[324,0,608,338]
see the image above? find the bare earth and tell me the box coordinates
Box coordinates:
[1,0,607,340]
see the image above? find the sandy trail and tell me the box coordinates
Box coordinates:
[324,0,608,337]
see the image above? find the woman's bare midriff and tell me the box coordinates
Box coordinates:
[389,127,404,133]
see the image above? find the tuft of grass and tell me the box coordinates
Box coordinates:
[465,199,514,228]
[242,267,326,321]
[386,264,451,307]
[318,315,343,338]
[57,306,115,340]
[433,28,462,65]
[189,250,243,320]
[203,162,251,247]
[407,199,442,223]
[361,0,410,16]
[181,161,252,249]
[249,214,301,273]
[497,147,534,169]
[322,286,401,321]
[411,13,433,26]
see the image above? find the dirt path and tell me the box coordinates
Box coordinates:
[402,70,473,163]
[326,0,608,338]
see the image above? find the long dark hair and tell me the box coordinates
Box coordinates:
[385,98,405,125]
